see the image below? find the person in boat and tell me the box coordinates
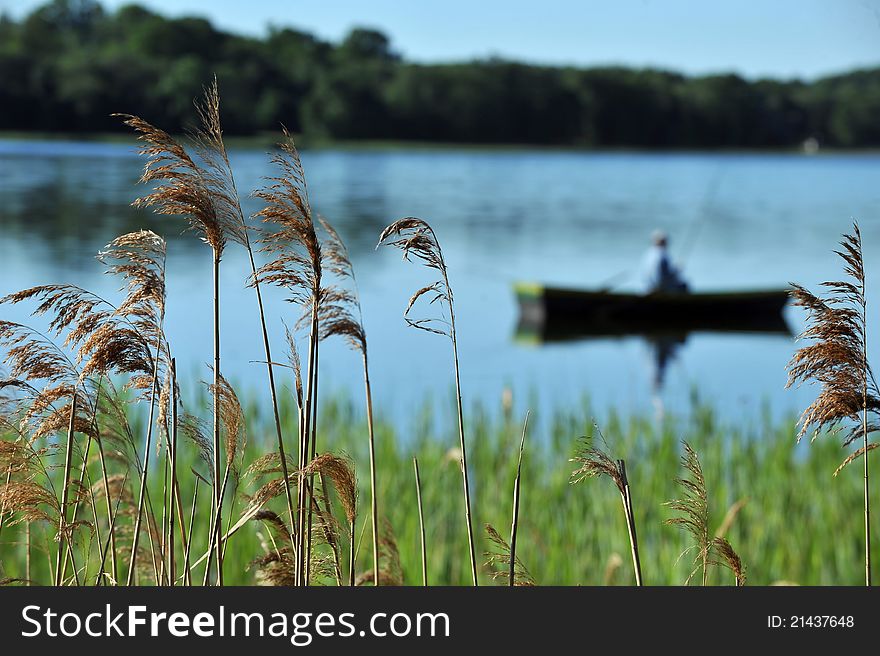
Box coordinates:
[643,230,689,294]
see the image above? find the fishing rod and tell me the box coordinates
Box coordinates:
[597,166,725,291]
[678,167,724,266]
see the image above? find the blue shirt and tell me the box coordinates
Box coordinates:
[643,245,688,293]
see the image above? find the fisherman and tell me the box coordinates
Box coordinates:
[643,230,688,293]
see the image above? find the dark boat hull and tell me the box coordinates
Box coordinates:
[515,283,791,341]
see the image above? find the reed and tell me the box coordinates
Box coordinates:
[167,359,178,585]
[253,130,323,585]
[302,454,357,585]
[413,456,427,586]
[509,412,529,586]
[118,87,243,583]
[187,81,300,579]
[570,426,642,585]
[378,218,479,586]
[665,441,746,586]
[95,232,168,586]
[54,393,77,586]
[786,223,878,586]
[483,524,535,585]
[318,217,379,585]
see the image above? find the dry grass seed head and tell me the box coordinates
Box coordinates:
[356,518,403,586]
[179,413,214,484]
[0,321,79,387]
[786,223,879,470]
[318,217,367,354]
[569,427,624,494]
[253,130,321,310]
[116,101,237,255]
[189,77,249,248]
[208,372,246,474]
[251,550,296,586]
[664,441,711,583]
[483,523,536,586]
[250,509,292,543]
[377,218,453,338]
[0,480,59,524]
[303,453,357,525]
[245,451,298,480]
[1,285,113,353]
[283,323,304,410]
[711,536,747,586]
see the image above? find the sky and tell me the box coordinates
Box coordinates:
[2,0,880,79]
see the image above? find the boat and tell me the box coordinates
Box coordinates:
[514,282,791,342]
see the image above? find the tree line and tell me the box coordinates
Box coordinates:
[1,0,879,147]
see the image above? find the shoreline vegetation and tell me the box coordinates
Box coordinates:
[1,1,880,148]
[0,80,876,588]
[6,131,880,155]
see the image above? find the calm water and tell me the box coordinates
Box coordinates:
[1,139,879,428]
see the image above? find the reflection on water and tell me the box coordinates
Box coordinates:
[648,334,683,394]
[1,139,879,427]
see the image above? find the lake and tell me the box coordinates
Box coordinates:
[1,139,879,431]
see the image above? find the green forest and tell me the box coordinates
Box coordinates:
[2,0,880,147]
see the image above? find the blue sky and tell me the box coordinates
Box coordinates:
[3,0,879,79]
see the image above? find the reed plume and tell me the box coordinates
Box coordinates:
[711,536,747,586]
[665,441,746,586]
[483,523,535,586]
[249,508,296,587]
[665,441,710,585]
[202,373,246,585]
[377,217,479,586]
[355,519,403,586]
[570,426,642,585]
[786,223,877,586]
[303,453,357,585]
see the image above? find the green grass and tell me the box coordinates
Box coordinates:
[2,388,873,586]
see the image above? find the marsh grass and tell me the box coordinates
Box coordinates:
[1,383,878,585]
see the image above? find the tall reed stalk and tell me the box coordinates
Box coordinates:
[118,87,244,584]
[167,359,178,585]
[126,342,163,585]
[319,218,379,584]
[188,80,300,581]
[616,459,642,586]
[787,222,878,586]
[253,131,322,585]
[378,218,478,585]
[54,393,77,586]
[413,456,427,586]
[509,413,529,586]
[570,428,642,585]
